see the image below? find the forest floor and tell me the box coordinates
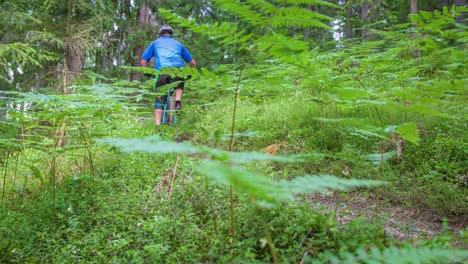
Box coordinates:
[310,192,466,244]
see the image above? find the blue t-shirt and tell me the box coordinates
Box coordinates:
[141,36,193,70]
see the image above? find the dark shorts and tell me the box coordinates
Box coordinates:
[155,74,185,91]
[154,74,185,109]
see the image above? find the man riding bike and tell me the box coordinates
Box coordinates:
[140,24,197,125]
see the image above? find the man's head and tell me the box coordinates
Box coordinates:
[159,24,174,36]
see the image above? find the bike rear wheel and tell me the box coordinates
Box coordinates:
[162,96,177,126]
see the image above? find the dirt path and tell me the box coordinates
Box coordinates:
[310,192,465,242]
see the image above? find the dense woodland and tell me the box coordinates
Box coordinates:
[0,0,467,263]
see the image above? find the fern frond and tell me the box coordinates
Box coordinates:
[409,6,468,33]
[283,174,386,193]
[212,0,266,26]
[245,0,277,15]
[99,136,296,163]
[384,123,420,145]
[273,0,340,9]
[310,246,468,264]
[269,16,330,29]
[160,9,251,50]
[200,161,385,207]
[255,34,310,66]
[256,33,308,52]
[265,5,333,29]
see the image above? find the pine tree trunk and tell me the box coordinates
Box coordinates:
[64,0,84,88]
[130,1,151,82]
[63,0,73,94]
[95,49,103,73]
[344,0,353,39]
[107,49,114,72]
[101,32,112,73]
[410,0,418,14]
[66,50,84,80]
[360,1,371,38]
[95,33,110,74]
[116,0,128,68]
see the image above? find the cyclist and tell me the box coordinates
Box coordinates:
[140,24,196,125]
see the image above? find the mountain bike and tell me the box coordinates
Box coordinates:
[152,73,191,126]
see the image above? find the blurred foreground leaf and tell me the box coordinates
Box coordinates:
[199,161,386,207]
[100,136,296,163]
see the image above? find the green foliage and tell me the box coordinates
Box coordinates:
[0,0,116,89]
[101,136,384,208]
[200,161,385,206]
[100,136,294,163]
[0,41,58,82]
[310,245,468,264]
[0,1,466,263]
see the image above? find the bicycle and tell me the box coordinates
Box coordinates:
[153,77,179,126]
[152,73,191,126]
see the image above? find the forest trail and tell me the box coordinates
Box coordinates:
[310,192,466,243]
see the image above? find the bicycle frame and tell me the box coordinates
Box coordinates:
[161,88,177,125]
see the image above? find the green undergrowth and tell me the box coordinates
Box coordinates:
[185,88,467,220]
[1,79,465,262]
[1,150,465,263]
[1,5,466,262]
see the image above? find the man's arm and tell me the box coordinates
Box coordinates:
[181,46,196,68]
[141,42,154,67]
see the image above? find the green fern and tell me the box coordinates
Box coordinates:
[200,161,385,207]
[100,136,386,206]
[309,245,468,264]
[99,136,295,163]
[273,0,339,9]
[269,7,332,29]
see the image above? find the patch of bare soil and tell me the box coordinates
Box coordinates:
[309,192,466,243]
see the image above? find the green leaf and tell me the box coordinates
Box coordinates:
[364,151,396,165]
[29,165,44,184]
[396,123,421,145]
[311,245,468,264]
[200,161,292,206]
[200,161,386,207]
[99,136,295,163]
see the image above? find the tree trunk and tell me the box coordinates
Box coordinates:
[360,1,371,38]
[63,0,84,91]
[410,0,418,14]
[107,49,114,72]
[344,0,353,39]
[117,0,130,68]
[66,49,84,80]
[63,0,73,94]
[130,1,151,82]
[149,11,157,27]
[95,49,103,74]
[101,32,112,73]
